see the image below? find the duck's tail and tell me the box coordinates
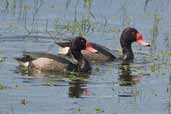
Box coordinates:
[15,56,32,67]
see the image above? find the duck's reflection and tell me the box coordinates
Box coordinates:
[118,62,144,97]
[69,80,90,98]
[16,65,90,98]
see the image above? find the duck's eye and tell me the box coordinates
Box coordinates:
[131,32,135,36]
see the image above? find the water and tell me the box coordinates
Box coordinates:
[0,0,171,114]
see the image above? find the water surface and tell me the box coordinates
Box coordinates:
[0,0,171,114]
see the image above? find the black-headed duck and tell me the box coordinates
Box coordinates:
[15,36,96,73]
[55,27,150,63]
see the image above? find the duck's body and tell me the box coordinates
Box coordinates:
[56,27,150,63]
[57,41,116,63]
[16,37,94,73]
[16,52,77,72]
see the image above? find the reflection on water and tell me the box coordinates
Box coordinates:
[16,64,91,98]
[15,65,66,78]
[69,80,90,98]
[118,62,143,97]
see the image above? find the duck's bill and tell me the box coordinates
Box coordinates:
[86,42,98,53]
[86,47,98,53]
[137,40,150,46]
[136,33,150,46]
[58,47,70,55]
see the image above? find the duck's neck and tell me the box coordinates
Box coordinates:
[71,49,91,72]
[121,45,134,60]
[71,49,82,61]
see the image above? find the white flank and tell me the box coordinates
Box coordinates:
[19,61,29,67]
[58,47,70,55]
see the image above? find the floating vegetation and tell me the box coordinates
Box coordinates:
[144,49,171,74]
[67,71,88,81]
[159,50,171,57]
[149,61,170,73]
[68,71,78,80]
[95,107,104,113]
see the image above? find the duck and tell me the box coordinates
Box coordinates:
[15,36,96,73]
[55,27,150,63]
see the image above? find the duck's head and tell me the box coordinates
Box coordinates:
[120,27,150,60]
[70,36,94,73]
[71,36,87,51]
[120,27,150,48]
[70,36,97,52]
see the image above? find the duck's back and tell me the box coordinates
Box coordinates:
[82,43,116,63]
[16,52,76,72]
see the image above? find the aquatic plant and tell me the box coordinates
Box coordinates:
[95,107,104,113]
[0,83,6,90]
[54,16,95,36]
[151,14,160,51]
[54,0,96,36]
[68,71,89,81]
[0,55,6,63]
[144,0,153,11]
[20,99,29,105]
